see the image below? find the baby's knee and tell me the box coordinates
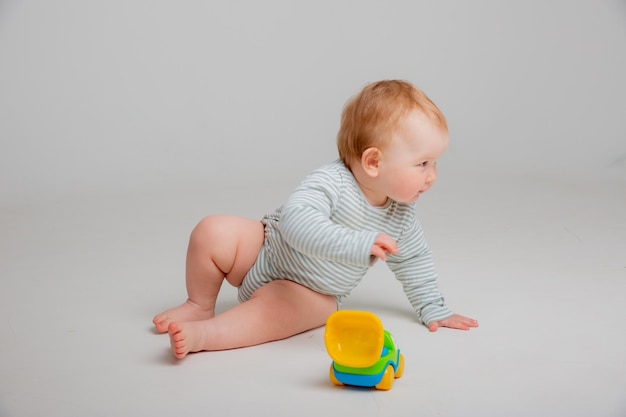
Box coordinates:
[190,216,228,243]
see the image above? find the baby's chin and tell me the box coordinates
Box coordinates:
[406,193,422,204]
[389,190,422,204]
[396,195,419,204]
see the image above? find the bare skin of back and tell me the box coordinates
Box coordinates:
[152,215,337,358]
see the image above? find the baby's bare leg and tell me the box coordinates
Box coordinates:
[168,280,337,357]
[153,216,264,333]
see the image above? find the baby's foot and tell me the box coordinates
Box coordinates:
[152,300,214,333]
[168,321,209,359]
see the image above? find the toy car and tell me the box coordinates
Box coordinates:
[324,310,404,390]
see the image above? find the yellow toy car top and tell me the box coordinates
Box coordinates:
[324,310,404,390]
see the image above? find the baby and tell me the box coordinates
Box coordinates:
[153,80,478,358]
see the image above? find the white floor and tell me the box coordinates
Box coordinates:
[1,171,625,417]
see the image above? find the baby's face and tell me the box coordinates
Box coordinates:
[377,110,449,204]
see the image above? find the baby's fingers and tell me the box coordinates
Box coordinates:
[371,245,389,261]
[375,234,398,254]
[430,314,479,332]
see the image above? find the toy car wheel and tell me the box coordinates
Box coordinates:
[395,353,405,378]
[329,365,343,386]
[375,365,395,390]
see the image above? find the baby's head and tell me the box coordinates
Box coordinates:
[337,80,447,168]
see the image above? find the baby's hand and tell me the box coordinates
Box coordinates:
[428,314,479,332]
[371,233,398,261]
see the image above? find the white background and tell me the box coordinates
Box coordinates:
[1,1,625,203]
[1,2,625,417]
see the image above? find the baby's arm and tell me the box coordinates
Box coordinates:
[371,234,478,331]
[387,219,477,330]
[280,169,378,266]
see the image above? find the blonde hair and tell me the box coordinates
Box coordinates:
[337,80,447,166]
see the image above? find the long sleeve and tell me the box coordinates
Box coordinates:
[387,218,453,325]
[278,168,378,267]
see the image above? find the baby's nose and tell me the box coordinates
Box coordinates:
[426,168,437,183]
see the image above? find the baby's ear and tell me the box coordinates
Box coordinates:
[361,147,381,177]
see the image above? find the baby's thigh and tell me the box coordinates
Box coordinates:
[253,280,337,333]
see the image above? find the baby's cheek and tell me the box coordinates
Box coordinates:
[398,180,418,197]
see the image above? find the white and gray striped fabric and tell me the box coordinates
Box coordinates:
[238,159,453,325]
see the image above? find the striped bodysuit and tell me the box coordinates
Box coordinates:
[239,159,453,325]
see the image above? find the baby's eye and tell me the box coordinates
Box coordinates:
[417,161,428,167]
